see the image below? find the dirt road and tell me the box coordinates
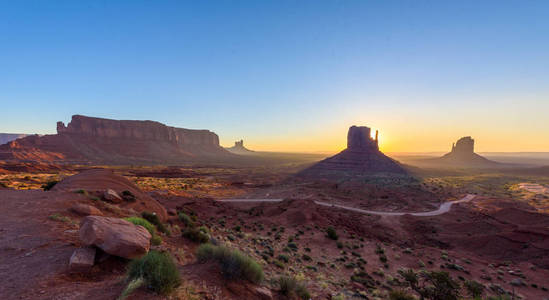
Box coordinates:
[218,194,476,217]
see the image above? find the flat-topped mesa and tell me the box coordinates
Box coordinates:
[347,126,378,151]
[57,115,219,146]
[451,136,474,154]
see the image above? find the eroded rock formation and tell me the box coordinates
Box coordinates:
[0,115,233,164]
[427,136,501,168]
[226,139,256,155]
[299,125,407,178]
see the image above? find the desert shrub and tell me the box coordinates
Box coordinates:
[287,242,298,250]
[277,276,310,299]
[121,190,136,202]
[127,250,181,295]
[125,217,163,245]
[178,212,194,227]
[278,254,289,263]
[125,217,156,236]
[326,226,338,240]
[182,227,209,243]
[389,290,417,300]
[48,213,73,223]
[151,235,163,246]
[141,211,169,235]
[464,280,484,298]
[399,268,460,300]
[42,180,58,191]
[195,244,263,283]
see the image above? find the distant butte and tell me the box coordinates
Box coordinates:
[426,136,501,168]
[226,140,255,155]
[0,115,233,164]
[298,125,408,178]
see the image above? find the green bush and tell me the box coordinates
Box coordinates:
[277,276,310,299]
[42,180,58,191]
[125,217,156,236]
[464,280,484,298]
[182,227,210,243]
[195,244,263,283]
[127,250,181,295]
[389,290,417,300]
[141,211,169,235]
[326,226,338,240]
[125,217,162,245]
[178,212,194,227]
[151,235,163,246]
[121,190,136,202]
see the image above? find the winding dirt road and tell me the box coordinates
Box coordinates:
[218,194,476,217]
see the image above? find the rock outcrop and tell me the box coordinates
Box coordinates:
[298,125,407,178]
[69,204,103,216]
[427,136,501,168]
[79,216,151,259]
[0,133,30,145]
[226,139,256,155]
[0,115,233,164]
[53,169,168,221]
[69,247,96,272]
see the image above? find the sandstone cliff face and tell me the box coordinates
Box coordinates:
[57,115,219,146]
[0,115,232,164]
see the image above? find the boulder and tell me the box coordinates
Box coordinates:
[103,189,122,203]
[70,203,103,216]
[69,247,96,272]
[79,216,151,259]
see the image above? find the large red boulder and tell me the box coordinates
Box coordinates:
[79,216,151,259]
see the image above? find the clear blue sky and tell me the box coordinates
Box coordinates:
[1,1,548,152]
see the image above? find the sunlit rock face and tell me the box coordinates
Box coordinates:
[298,125,408,178]
[0,115,232,164]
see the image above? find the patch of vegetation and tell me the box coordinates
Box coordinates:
[196,244,263,283]
[398,268,461,300]
[326,226,338,240]
[48,213,73,223]
[277,276,311,300]
[141,211,169,235]
[121,190,136,202]
[178,212,194,227]
[464,280,484,298]
[124,217,162,245]
[41,180,58,191]
[389,290,417,300]
[182,226,210,243]
[126,250,181,295]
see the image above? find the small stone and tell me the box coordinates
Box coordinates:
[103,189,122,203]
[69,247,96,272]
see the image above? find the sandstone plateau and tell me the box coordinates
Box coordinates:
[299,125,408,178]
[0,115,233,164]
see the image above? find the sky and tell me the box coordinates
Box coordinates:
[1,1,548,153]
